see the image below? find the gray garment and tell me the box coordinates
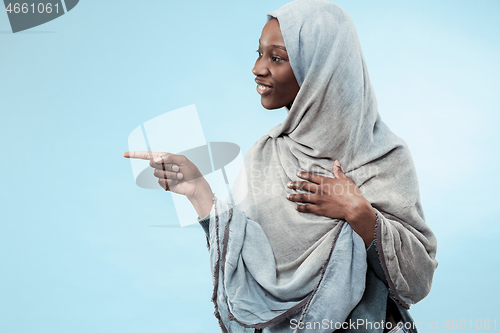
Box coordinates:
[234,0,437,310]
[199,217,418,333]
[205,197,367,332]
[195,0,437,331]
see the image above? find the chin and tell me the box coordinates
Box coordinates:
[261,99,283,110]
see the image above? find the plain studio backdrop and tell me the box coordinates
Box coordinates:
[1,1,498,332]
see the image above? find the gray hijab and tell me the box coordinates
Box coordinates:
[207,0,438,331]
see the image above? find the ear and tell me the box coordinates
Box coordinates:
[333,160,348,179]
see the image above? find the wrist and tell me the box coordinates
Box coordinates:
[187,179,213,218]
[345,199,376,248]
[344,197,366,223]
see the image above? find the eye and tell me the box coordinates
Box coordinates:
[272,56,283,62]
[256,49,262,58]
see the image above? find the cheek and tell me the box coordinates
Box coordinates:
[275,68,298,93]
[286,73,298,90]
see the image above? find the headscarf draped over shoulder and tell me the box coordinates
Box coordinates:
[206,0,438,332]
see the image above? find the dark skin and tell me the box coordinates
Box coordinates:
[254,19,376,247]
[253,18,300,110]
[287,160,376,248]
[123,18,376,248]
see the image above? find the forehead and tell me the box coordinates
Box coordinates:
[259,18,285,47]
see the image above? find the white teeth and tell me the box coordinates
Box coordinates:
[257,84,271,95]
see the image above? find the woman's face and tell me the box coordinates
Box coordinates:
[253,18,300,110]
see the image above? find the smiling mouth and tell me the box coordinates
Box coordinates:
[256,84,273,96]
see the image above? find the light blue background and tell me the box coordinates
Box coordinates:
[1,0,499,332]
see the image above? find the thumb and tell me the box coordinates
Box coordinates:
[333,160,347,179]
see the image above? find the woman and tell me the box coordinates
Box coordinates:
[124,0,438,332]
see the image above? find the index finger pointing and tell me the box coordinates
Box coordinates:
[123,151,164,160]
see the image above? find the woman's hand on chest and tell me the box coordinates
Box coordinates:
[286,160,376,248]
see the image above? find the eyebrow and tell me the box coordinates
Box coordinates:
[270,44,287,52]
[259,40,287,52]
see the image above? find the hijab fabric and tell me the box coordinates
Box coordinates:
[207,0,438,332]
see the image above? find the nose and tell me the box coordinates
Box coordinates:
[252,57,269,77]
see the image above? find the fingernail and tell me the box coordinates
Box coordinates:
[172,165,179,171]
[177,173,183,179]
[286,194,291,199]
[297,171,302,177]
[154,157,162,163]
[287,182,292,188]
[334,160,340,166]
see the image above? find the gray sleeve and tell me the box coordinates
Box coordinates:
[366,238,389,286]
[198,213,210,238]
